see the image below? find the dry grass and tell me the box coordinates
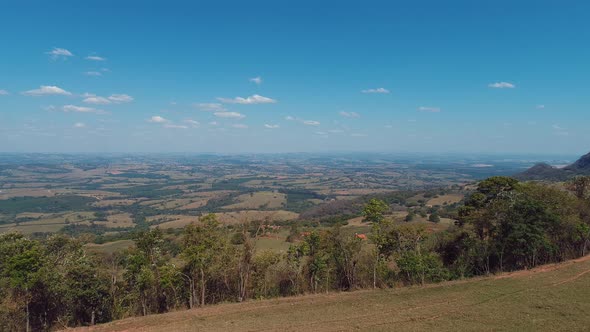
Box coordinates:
[427,194,464,206]
[100,213,135,228]
[151,211,299,230]
[86,240,135,254]
[223,191,287,210]
[71,256,590,332]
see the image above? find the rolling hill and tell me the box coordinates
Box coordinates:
[515,151,590,181]
[71,255,590,332]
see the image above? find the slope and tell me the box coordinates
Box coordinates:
[71,255,590,332]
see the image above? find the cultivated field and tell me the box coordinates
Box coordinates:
[71,255,590,332]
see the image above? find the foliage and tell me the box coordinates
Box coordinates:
[1,176,589,330]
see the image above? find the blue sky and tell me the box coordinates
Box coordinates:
[1,0,589,154]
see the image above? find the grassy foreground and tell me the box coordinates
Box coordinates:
[72,256,590,332]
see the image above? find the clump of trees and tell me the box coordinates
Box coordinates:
[437,176,590,277]
[1,177,589,331]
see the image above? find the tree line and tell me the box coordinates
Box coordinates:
[1,176,589,331]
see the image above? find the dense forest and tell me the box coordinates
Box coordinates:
[1,176,589,331]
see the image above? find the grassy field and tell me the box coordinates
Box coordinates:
[72,255,590,332]
[427,193,464,206]
[223,191,287,210]
[85,240,135,254]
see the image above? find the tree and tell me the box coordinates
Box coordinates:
[362,198,389,224]
[429,213,441,223]
[0,233,44,332]
[566,176,590,199]
[181,214,229,307]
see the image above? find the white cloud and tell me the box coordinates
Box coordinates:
[315,131,328,136]
[488,82,515,89]
[362,88,389,94]
[108,94,134,103]
[264,124,280,129]
[46,47,73,59]
[196,103,226,112]
[148,116,169,123]
[0,89,9,95]
[73,122,86,128]
[82,93,133,104]
[184,119,200,128]
[84,71,102,77]
[164,124,188,129]
[85,55,106,61]
[303,120,320,126]
[552,124,569,136]
[328,129,344,133]
[232,124,248,129]
[286,116,321,126]
[62,105,103,114]
[339,111,360,118]
[23,85,72,96]
[83,95,111,104]
[536,105,545,109]
[418,106,441,113]
[249,76,263,85]
[218,94,277,104]
[214,111,245,119]
[209,121,219,126]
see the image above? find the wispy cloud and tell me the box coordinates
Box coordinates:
[214,111,245,119]
[286,116,320,126]
[264,124,280,129]
[84,71,102,77]
[418,106,441,113]
[148,116,169,123]
[164,124,188,129]
[552,124,569,136]
[195,103,226,112]
[232,124,248,129]
[339,111,360,118]
[108,94,134,103]
[46,47,73,59]
[0,89,9,95]
[184,119,200,128]
[82,93,133,104]
[62,105,104,114]
[351,133,368,137]
[82,95,110,104]
[536,104,545,109]
[488,82,515,89]
[362,88,389,94]
[73,122,86,128]
[85,55,106,61]
[23,85,72,96]
[218,94,277,104]
[249,76,262,85]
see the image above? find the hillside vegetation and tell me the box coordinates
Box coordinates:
[73,255,590,332]
[2,176,590,331]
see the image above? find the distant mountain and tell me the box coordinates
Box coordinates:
[515,152,590,181]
